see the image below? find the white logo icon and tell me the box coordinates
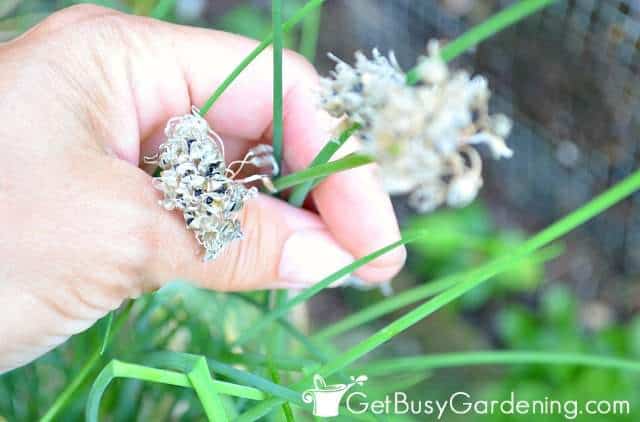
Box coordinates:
[302,374,368,417]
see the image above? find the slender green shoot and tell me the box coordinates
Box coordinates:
[233,232,427,347]
[99,312,115,355]
[186,357,229,422]
[272,0,284,169]
[268,365,295,422]
[313,244,563,340]
[288,123,361,206]
[273,153,373,192]
[407,0,556,84]
[232,293,334,362]
[41,304,132,422]
[357,351,640,375]
[150,0,176,19]
[299,2,322,61]
[86,358,265,422]
[199,0,326,116]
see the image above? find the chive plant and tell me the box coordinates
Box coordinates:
[27,0,640,421]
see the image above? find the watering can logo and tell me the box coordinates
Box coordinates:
[302,374,368,417]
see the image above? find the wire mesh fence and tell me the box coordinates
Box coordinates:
[313,0,640,307]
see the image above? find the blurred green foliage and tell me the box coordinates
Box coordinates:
[407,204,545,309]
[473,285,640,421]
[1,1,639,421]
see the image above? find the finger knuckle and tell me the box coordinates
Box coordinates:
[284,49,319,82]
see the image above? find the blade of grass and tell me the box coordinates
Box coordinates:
[147,352,303,403]
[221,351,314,372]
[288,123,360,206]
[86,360,191,422]
[186,357,229,422]
[235,169,640,421]
[273,153,373,192]
[232,232,427,347]
[199,0,326,116]
[272,0,284,169]
[204,356,375,421]
[268,365,295,422]
[313,244,563,341]
[268,0,289,395]
[299,1,322,61]
[206,357,302,404]
[87,357,266,422]
[232,293,336,363]
[41,303,133,422]
[357,351,640,375]
[99,311,115,355]
[407,0,556,84]
[150,0,176,19]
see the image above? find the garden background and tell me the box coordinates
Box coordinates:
[2,0,640,421]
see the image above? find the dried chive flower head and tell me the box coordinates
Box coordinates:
[319,41,513,213]
[148,109,275,261]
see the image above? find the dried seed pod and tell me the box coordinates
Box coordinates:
[147,107,270,261]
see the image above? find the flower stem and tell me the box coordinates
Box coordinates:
[199,0,326,116]
[287,123,360,206]
[357,351,640,376]
[406,0,556,84]
[272,0,284,171]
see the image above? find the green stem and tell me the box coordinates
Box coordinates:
[288,123,360,206]
[150,0,176,19]
[99,311,115,355]
[313,244,562,340]
[186,357,229,422]
[41,304,132,422]
[407,0,556,84]
[357,351,640,375]
[273,153,373,192]
[268,365,295,422]
[232,293,334,363]
[199,0,326,116]
[299,2,322,62]
[232,232,426,347]
[272,0,284,170]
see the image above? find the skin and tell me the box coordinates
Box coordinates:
[0,5,405,372]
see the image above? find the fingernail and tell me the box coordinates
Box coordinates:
[279,229,355,286]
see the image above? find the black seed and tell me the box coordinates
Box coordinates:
[186,217,194,225]
[206,197,213,205]
[194,189,203,197]
[186,138,196,152]
[213,184,227,194]
[206,162,221,177]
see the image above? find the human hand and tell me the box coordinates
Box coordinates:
[0,5,404,372]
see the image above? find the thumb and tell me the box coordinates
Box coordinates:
[145,193,356,291]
